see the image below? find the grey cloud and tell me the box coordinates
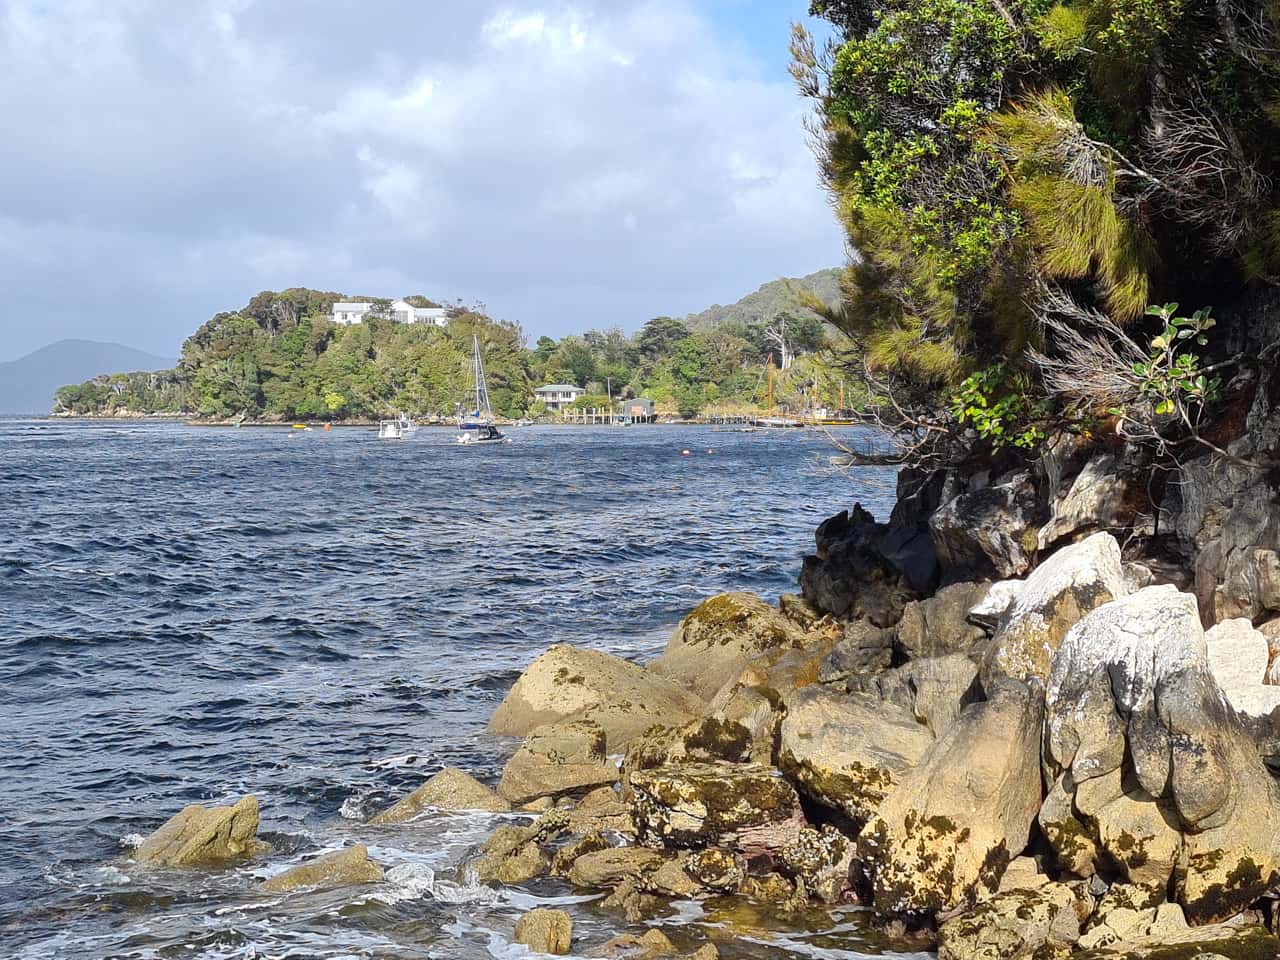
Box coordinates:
[0,0,840,360]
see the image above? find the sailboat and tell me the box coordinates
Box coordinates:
[457,335,510,445]
[753,356,804,428]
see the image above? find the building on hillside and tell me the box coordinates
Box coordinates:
[331,299,449,326]
[534,384,585,412]
[616,398,656,422]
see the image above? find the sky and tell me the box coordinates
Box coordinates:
[0,1,843,362]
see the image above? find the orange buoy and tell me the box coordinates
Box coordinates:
[323,423,332,431]
[681,449,691,456]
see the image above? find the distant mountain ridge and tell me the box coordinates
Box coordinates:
[683,267,842,331]
[0,340,176,414]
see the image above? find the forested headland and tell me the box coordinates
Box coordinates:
[53,272,854,421]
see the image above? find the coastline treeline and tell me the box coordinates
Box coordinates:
[54,285,850,420]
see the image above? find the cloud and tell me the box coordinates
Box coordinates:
[0,0,840,359]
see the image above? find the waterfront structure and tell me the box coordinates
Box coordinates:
[616,398,656,422]
[534,384,585,411]
[331,299,449,326]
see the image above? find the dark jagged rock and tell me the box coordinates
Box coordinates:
[799,505,923,626]
[818,618,894,683]
[928,472,1041,581]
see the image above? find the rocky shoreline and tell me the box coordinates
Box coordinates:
[118,512,1280,958]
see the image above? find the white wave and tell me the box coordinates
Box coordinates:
[368,752,423,769]
[93,865,132,884]
[338,794,366,820]
[374,862,503,907]
[119,832,147,849]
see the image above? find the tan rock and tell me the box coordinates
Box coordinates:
[860,679,1044,915]
[567,846,665,888]
[498,719,619,805]
[1044,586,1280,923]
[475,840,547,884]
[981,532,1125,687]
[489,644,704,749]
[778,685,933,824]
[938,883,1084,960]
[549,831,612,877]
[369,767,510,823]
[629,762,803,855]
[704,681,779,765]
[685,848,745,893]
[599,929,679,958]
[259,844,383,892]
[1206,618,1280,716]
[624,716,755,773]
[134,795,269,868]
[649,592,806,700]
[514,908,572,955]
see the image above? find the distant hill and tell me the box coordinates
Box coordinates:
[0,340,176,414]
[683,268,842,331]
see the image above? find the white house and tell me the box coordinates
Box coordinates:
[534,384,586,411]
[331,299,449,327]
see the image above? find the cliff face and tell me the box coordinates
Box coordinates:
[807,290,1280,632]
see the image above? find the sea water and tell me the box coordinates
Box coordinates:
[0,421,916,959]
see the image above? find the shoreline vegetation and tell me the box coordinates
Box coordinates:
[50,271,857,424]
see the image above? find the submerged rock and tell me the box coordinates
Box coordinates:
[981,532,1125,687]
[369,767,511,823]
[629,762,804,854]
[259,844,384,892]
[134,795,270,868]
[489,644,703,749]
[1043,585,1280,923]
[649,592,807,700]
[778,685,933,824]
[498,718,619,805]
[599,929,680,959]
[860,679,1044,916]
[514,907,572,955]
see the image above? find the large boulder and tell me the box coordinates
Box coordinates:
[981,532,1125,688]
[514,908,572,955]
[624,717,754,773]
[134,795,270,868]
[895,581,993,660]
[859,679,1045,916]
[937,882,1086,960]
[1043,585,1280,923]
[799,505,921,626]
[497,719,619,805]
[489,645,704,749]
[567,846,666,888]
[648,592,807,700]
[1038,453,1151,551]
[778,685,934,824]
[1206,618,1280,717]
[629,762,804,854]
[929,472,1039,580]
[259,844,384,892]
[370,767,511,823]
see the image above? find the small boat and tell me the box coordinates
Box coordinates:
[378,413,417,441]
[457,336,510,446]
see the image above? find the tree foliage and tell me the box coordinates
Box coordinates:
[796,0,1280,429]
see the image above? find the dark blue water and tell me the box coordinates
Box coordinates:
[0,420,898,960]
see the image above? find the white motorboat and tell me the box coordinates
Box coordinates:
[378,413,417,440]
